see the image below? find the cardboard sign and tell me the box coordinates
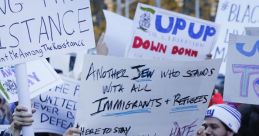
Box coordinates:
[75,55,221,136]
[103,10,133,57]
[224,34,259,105]
[0,1,95,67]
[0,59,62,103]
[127,3,219,60]
[211,0,259,74]
[32,76,80,134]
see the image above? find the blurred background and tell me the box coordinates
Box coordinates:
[90,0,219,42]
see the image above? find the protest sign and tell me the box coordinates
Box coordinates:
[211,0,259,74]
[32,76,80,134]
[0,0,95,67]
[246,27,259,36]
[75,55,221,136]
[103,10,133,57]
[127,3,219,60]
[0,59,62,103]
[224,34,259,105]
[49,54,71,75]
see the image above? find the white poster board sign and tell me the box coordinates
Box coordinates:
[0,1,95,67]
[212,0,259,74]
[246,27,259,36]
[32,76,80,134]
[75,55,221,136]
[0,59,62,103]
[103,10,133,57]
[224,34,259,105]
[127,3,219,60]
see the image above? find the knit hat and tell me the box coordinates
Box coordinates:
[205,104,241,133]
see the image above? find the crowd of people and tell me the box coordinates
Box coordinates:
[0,40,257,136]
[0,1,258,136]
[1,75,258,136]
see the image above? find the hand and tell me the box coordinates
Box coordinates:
[10,105,36,135]
[196,125,205,136]
[63,127,81,136]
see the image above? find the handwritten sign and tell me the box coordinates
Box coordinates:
[0,59,62,103]
[32,76,80,134]
[75,55,221,136]
[211,0,259,74]
[246,27,259,36]
[0,0,95,67]
[126,3,219,60]
[224,34,259,105]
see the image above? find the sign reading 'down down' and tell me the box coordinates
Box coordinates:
[32,76,80,134]
[0,0,95,67]
[224,34,259,105]
[0,59,62,103]
[75,55,221,136]
[127,3,219,60]
[211,0,259,74]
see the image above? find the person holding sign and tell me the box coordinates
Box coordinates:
[197,104,241,136]
[0,105,35,136]
[0,106,80,136]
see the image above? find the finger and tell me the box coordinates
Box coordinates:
[13,116,34,123]
[32,108,36,114]
[13,120,33,128]
[69,128,81,134]
[13,111,33,118]
[65,128,81,135]
[15,106,28,112]
[197,126,205,135]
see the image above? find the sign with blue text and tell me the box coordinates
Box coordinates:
[211,0,259,74]
[0,59,62,103]
[224,34,259,105]
[32,76,80,134]
[75,55,221,136]
[0,0,95,67]
[127,3,219,60]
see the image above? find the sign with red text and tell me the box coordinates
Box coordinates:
[224,34,259,105]
[75,55,221,136]
[127,3,219,60]
[32,76,80,134]
[0,59,62,103]
[211,0,259,74]
[0,0,95,67]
